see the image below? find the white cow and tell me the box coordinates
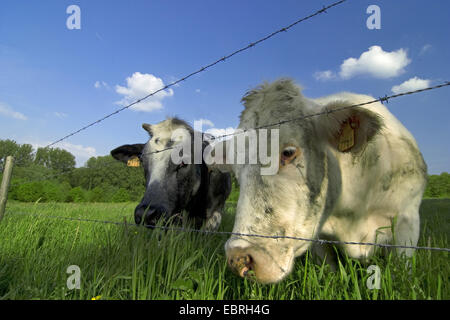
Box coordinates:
[223,79,427,283]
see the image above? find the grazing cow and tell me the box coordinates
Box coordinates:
[110,118,231,230]
[222,79,427,283]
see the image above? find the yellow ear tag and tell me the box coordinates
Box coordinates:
[338,121,355,152]
[127,156,141,167]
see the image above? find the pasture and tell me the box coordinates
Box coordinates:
[0,198,448,300]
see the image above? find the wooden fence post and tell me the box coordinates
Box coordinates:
[0,156,15,221]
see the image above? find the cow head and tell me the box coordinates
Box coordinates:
[111,118,210,228]
[223,79,384,283]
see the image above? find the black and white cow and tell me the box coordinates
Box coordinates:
[111,118,231,230]
[218,79,427,283]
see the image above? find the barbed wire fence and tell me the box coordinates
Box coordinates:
[6,0,349,187]
[44,0,348,150]
[1,0,449,253]
[8,80,450,188]
[5,211,450,252]
[4,80,450,253]
[138,81,450,157]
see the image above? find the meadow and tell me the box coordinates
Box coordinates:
[0,198,448,300]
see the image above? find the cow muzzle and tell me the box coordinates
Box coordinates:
[225,241,293,284]
[227,247,255,278]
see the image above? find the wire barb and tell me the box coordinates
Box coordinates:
[319,6,328,13]
[378,94,389,104]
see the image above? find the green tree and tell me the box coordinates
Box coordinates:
[73,155,145,200]
[424,172,450,198]
[1,140,153,203]
[35,147,76,172]
[0,139,34,170]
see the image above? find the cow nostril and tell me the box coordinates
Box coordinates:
[134,204,149,225]
[135,215,142,225]
[229,253,254,278]
[241,265,254,277]
[143,205,169,227]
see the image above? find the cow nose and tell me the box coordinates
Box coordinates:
[134,204,167,226]
[144,205,168,227]
[227,247,255,278]
[134,204,146,225]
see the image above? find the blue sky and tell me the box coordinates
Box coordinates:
[0,0,449,173]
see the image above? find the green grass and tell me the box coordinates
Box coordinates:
[0,199,448,300]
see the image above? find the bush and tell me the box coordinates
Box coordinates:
[67,187,86,203]
[11,182,42,202]
[9,181,68,202]
[40,181,67,202]
[111,188,131,202]
[86,186,106,202]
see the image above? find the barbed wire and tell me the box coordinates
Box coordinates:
[3,0,448,255]
[8,80,450,188]
[6,211,450,252]
[44,0,347,149]
[139,80,450,157]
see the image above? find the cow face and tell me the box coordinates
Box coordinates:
[111,118,208,227]
[224,79,383,283]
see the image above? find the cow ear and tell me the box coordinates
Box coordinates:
[110,143,145,163]
[315,101,384,153]
[142,123,152,137]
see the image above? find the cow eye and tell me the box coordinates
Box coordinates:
[280,146,299,167]
[282,148,295,158]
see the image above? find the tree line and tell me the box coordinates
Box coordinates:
[1,139,449,202]
[1,139,144,203]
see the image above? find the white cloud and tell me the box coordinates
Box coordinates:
[419,44,432,56]
[391,77,431,94]
[94,80,110,89]
[115,72,174,112]
[193,118,235,140]
[313,70,336,81]
[195,89,201,93]
[194,118,214,128]
[205,127,236,140]
[339,46,411,79]
[58,141,97,166]
[0,102,27,120]
[53,112,68,119]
